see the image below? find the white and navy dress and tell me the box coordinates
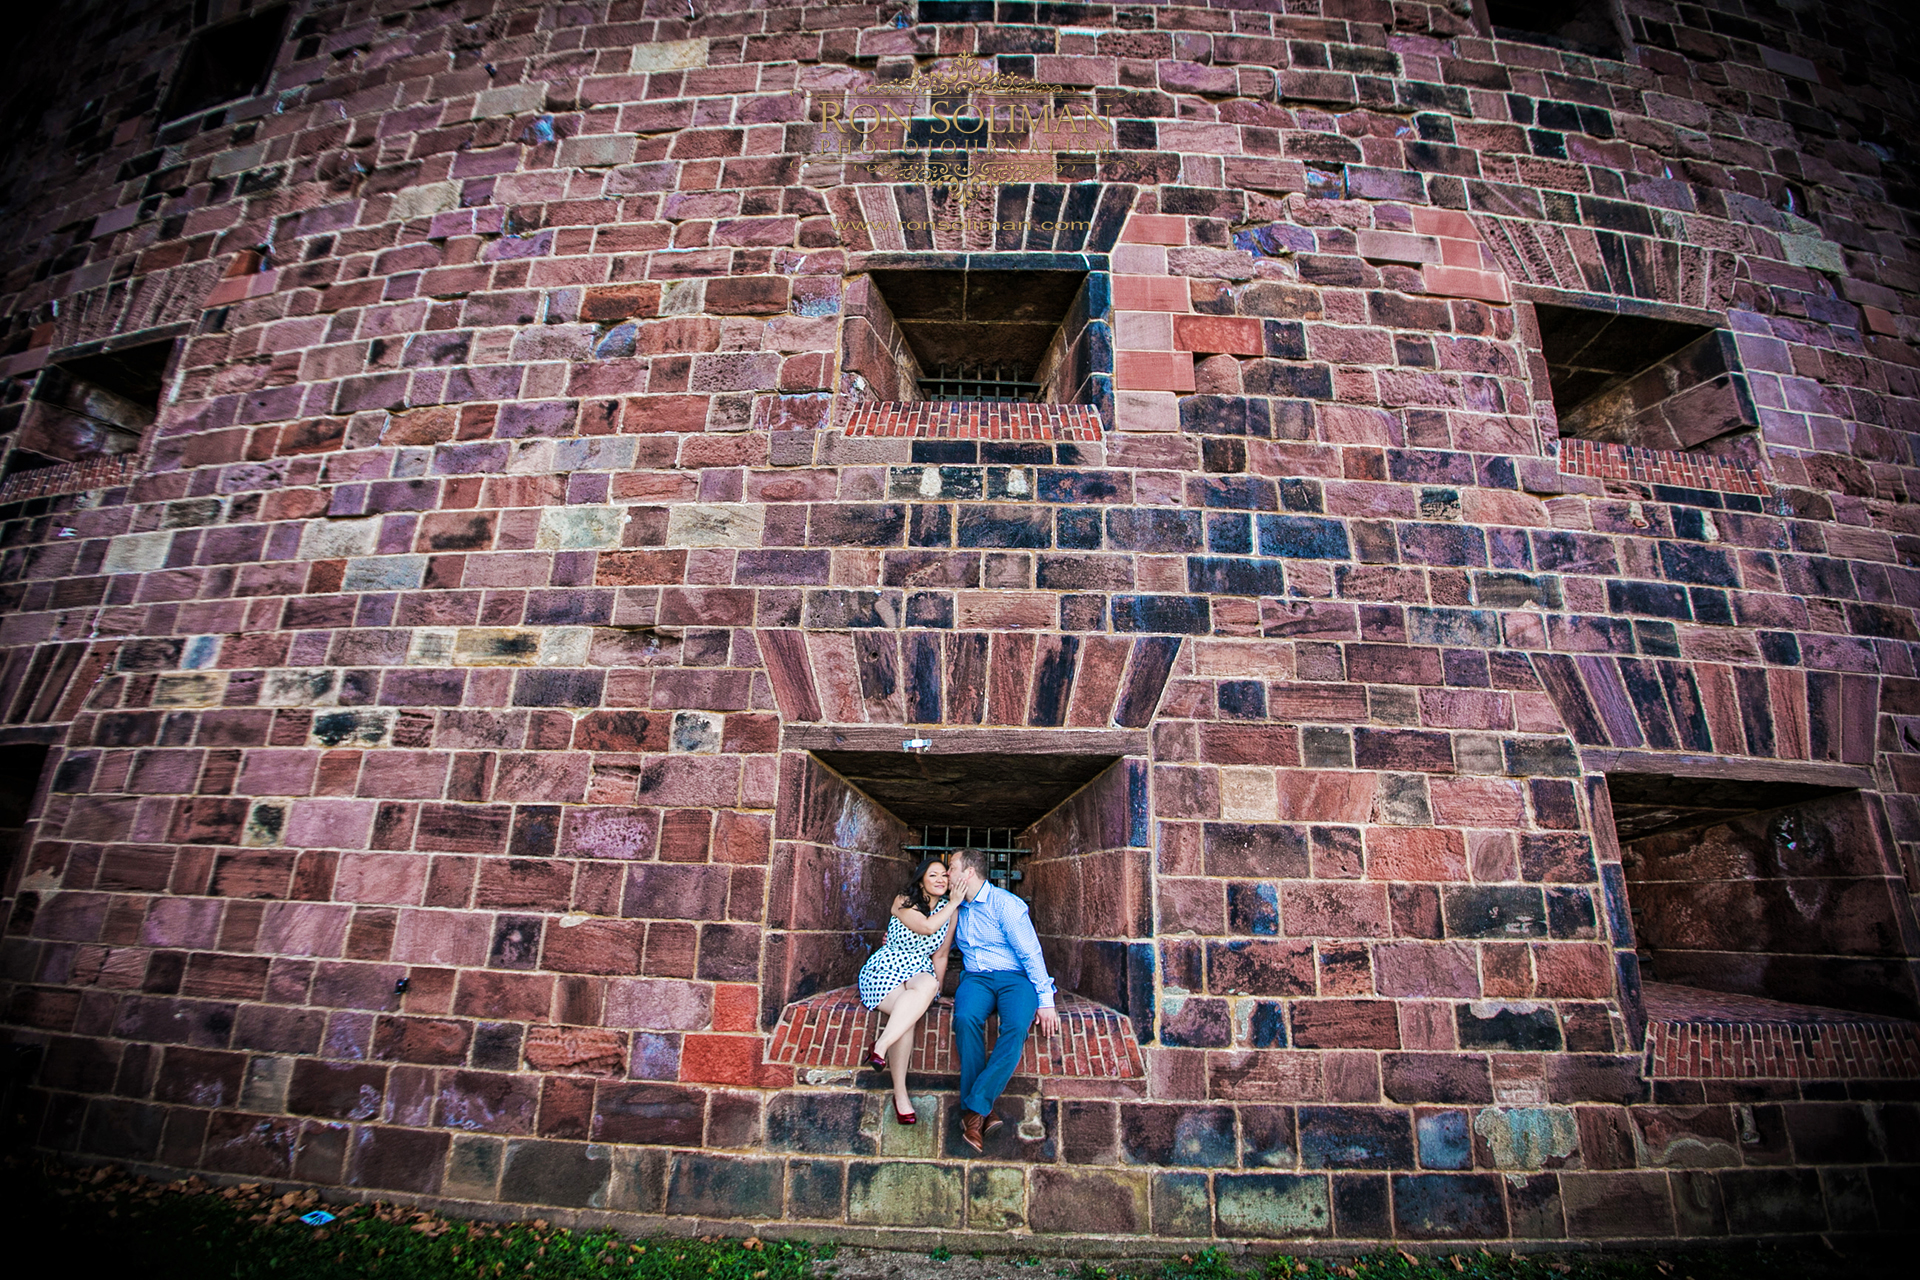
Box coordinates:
[857,897,950,1009]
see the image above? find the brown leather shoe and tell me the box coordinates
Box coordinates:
[982,1111,1004,1138]
[960,1110,985,1153]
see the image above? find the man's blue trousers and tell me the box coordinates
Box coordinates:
[953,969,1039,1117]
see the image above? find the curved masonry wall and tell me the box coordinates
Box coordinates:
[0,0,1917,1252]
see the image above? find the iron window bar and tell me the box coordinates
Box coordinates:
[906,825,1027,891]
[920,363,1040,403]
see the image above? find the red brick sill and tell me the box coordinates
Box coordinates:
[766,987,1145,1080]
[1558,436,1769,497]
[1641,981,1920,1081]
[0,453,138,503]
[844,400,1103,441]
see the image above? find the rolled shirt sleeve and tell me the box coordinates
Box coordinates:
[1002,893,1056,1007]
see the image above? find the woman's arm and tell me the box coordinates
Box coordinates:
[931,914,955,990]
[890,894,959,936]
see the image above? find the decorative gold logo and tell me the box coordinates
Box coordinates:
[860,50,1066,97]
[807,52,1128,200]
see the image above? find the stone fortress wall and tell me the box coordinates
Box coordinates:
[0,0,1917,1253]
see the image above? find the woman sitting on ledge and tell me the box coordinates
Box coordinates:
[856,854,958,1124]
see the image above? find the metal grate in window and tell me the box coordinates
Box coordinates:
[919,364,1040,403]
[906,825,1027,893]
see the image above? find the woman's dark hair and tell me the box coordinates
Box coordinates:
[896,854,947,914]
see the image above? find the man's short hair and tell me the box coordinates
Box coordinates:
[950,848,989,878]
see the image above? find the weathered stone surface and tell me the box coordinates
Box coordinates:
[667,1153,785,1220]
[1391,1173,1509,1239]
[498,1138,611,1207]
[968,1165,1026,1230]
[1472,1107,1579,1170]
[1214,1172,1331,1237]
[847,1161,963,1228]
[1152,1171,1213,1236]
[1029,1168,1149,1234]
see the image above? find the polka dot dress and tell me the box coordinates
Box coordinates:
[857,898,949,1009]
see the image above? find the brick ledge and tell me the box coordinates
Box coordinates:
[766,986,1145,1079]
[1642,982,1920,1080]
[0,453,138,504]
[1558,436,1768,497]
[845,400,1103,441]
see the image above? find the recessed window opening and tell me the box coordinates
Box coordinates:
[1610,771,1920,1020]
[1482,0,1625,57]
[4,338,173,477]
[843,266,1105,408]
[1535,304,1757,456]
[810,749,1121,904]
[0,742,50,871]
[163,4,290,121]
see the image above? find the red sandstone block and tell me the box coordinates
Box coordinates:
[1116,350,1196,392]
[1173,314,1263,355]
[1346,644,1444,686]
[595,551,690,587]
[1375,940,1480,998]
[706,275,790,314]
[1281,882,1390,937]
[475,859,574,909]
[1423,264,1509,304]
[1274,770,1377,823]
[954,591,1055,630]
[712,810,771,864]
[1121,214,1189,245]
[1291,999,1400,1049]
[1112,274,1190,312]
[1354,230,1440,264]
[1411,207,1479,240]
[521,1026,626,1076]
[679,1033,790,1087]
[712,983,759,1032]
[620,395,710,434]
[658,808,713,862]
[1158,877,1226,934]
[1268,682,1368,720]
[543,919,645,974]
[204,276,251,307]
[1198,724,1300,766]
[1533,943,1613,998]
[1480,943,1532,997]
[1366,828,1468,881]
[453,970,555,1022]
[581,283,662,320]
[1428,777,1526,825]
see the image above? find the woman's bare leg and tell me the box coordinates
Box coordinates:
[873,974,941,1114]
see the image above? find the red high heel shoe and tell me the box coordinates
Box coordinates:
[893,1102,916,1125]
[868,1045,887,1072]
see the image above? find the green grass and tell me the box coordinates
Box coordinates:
[1076,1240,1893,1280]
[3,1157,824,1279]
[4,1158,1900,1280]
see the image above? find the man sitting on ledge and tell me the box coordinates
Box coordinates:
[944,847,1061,1152]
